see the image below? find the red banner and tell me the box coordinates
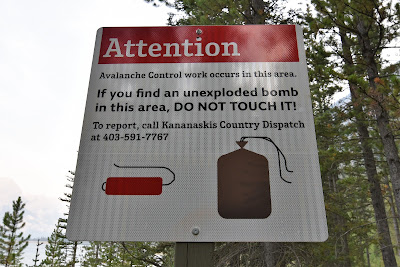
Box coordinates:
[98,25,299,64]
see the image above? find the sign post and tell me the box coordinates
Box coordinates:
[175,243,214,267]
[67,25,327,246]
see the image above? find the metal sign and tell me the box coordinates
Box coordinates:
[67,25,328,242]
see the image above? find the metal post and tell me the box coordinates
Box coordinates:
[175,242,214,267]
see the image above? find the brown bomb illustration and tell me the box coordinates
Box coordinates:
[218,137,293,219]
[218,141,271,219]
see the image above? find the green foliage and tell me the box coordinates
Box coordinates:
[302,1,400,266]
[80,241,174,267]
[40,221,67,267]
[146,0,299,25]
[0,196,31,267]
[32,239,44,267]
[120,242,174,267]
[81,242,102,266]
[58,171,80,267]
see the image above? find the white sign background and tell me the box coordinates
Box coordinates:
[67,25,328,242]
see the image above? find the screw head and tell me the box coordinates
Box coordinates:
[196,29,202,35]
[192,227,200,235]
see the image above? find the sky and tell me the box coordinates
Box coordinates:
[0,0,172,238]
[0,0,399,240]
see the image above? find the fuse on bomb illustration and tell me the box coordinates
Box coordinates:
[102,164,175,195]
[218,137,292,219]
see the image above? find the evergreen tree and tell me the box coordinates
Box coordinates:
[100,242,121,267]
[81,242,102,267]
[0,196,31,267]
[58,171,79,266]
[120,242,174,267]
[40,220,67,267]
[40,171,80,267]
[308,0,400,265]
[290,22,358,264]
[146,0,298,25]
[32,239,43,267]
[80,241,174,266]
[0,225,4,264]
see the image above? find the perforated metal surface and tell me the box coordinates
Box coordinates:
[67,25,328,242]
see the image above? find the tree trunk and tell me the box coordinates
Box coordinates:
[262,242,280,267]
[353,106,396,266]
[384,176,400,256]
[329,161,352,267]
[339,216,352,267]
[71,241,78,267]
[366,245,371,267]
[96,243,100,266]
[340,28,398,267]
[356,17,400,234]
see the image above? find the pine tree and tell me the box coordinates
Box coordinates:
[81,242,102,267]
[58,171,79,266]
[0,196,31,267]
[80,241,174,266]
[100,242,121,267]
[120,242,174,267]
[0,225,4,264]
[145,0,297,26]
[32,239,43,267]
[40,220,67,267]
[308,0,400,265]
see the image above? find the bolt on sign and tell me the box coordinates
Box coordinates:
[67,25,328,242]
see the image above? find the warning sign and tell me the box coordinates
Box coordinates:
[67,25,328,242]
